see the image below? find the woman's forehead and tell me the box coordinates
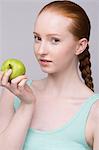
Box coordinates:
[34,11,73,34]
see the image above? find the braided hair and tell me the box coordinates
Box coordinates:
[78,45,94,91]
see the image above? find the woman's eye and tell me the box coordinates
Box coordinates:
[33,35,41,43]
[51,38,60,44]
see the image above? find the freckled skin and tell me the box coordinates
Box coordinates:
[34,11,79,74]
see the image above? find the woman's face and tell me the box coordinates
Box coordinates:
[33,11,79,74]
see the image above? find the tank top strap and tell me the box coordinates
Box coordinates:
[79,93,99,118]
[14,79,33,111]
[74,93,99,143]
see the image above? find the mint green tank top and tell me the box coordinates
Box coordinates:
[14,80,99,150]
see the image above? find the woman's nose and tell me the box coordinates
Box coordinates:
[37,42,48,55]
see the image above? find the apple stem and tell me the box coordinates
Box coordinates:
[9,64,12,69]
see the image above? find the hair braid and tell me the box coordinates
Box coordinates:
[78,45,94,91]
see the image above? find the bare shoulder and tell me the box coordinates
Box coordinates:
[88,97,99,137]
[91,99,99,121]
[91,98,99,149]
[86,92,99,123]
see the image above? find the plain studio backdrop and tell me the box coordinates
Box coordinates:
[0,0,99,93]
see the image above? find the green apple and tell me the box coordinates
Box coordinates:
[1,58,26,80]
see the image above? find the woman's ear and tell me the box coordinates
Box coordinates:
[75,38,88,55]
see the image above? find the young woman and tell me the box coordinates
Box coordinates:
[0,1,99,150]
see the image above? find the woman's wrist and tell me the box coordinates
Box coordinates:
[19,94,36,105]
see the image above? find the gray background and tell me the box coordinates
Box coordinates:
[0,0,99,93]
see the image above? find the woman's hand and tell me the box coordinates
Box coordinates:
[0,69,36,104]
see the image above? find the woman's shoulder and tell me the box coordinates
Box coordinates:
[90,97,99,145]
[88,93,99,132]
[91,99,99,120]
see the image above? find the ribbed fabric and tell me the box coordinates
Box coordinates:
[14,80,99,150]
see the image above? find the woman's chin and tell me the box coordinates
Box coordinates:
[41,68,55,74]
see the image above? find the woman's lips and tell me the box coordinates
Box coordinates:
[39,59,52,65]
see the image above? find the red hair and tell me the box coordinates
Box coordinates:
[38,0,94,91]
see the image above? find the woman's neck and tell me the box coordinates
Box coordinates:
[43,67,84,97]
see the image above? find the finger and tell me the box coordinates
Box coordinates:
[11,75,27,84]
[18,78,28,88]
[0,71,4,84]
[7,78,28,96]
[0,70,4,76]
[1,69,12,86]
[10,75,28,91]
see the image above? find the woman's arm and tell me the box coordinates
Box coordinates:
[0,69,36,150]
[0,88,15,134]
[1,102,35,150]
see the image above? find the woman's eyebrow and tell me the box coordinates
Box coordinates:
[33,32,40,35]
[46,34,61,37]
[33,32,61,37]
